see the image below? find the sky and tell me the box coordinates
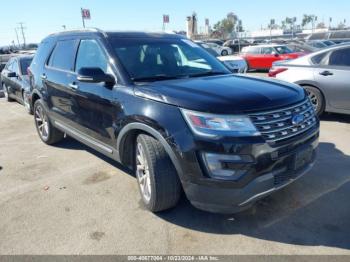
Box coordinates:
[0,0,349,46]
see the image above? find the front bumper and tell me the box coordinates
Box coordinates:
[177,125,319,214]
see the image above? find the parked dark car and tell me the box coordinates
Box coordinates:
[269,44,350,116]
[1,55,33,113]
[28,29,319,214]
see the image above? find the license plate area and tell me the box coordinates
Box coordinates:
[291,146,314,171]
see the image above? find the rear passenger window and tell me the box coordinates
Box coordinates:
[75,39,108,73]
[48,40,78,71]
[328,48,350,66]
[311,52,328,65]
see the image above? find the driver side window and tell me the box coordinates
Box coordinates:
[75,39,108,73]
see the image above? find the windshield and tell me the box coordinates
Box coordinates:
[275,46,294,54]
[20,58,33,75]
[110,37,230,82]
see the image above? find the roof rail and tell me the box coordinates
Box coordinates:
[48,27,107,37]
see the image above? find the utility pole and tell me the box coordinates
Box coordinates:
[18,22,26,49]
[14,28,21,48]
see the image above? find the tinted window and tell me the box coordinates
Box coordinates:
[242,46,260,54]
[261,47,274,54]
[5,59,14,70]
[75,39,108,73]
[275,46,293,54]
[20,58,33,75]
[311,52,328,65]
[328,48,350,66]
[48,40,78,71]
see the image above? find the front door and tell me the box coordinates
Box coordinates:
[71,38,118,146]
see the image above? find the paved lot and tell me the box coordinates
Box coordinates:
[0,90,350,255]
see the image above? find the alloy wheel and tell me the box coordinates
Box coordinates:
[136,142,152,203]
[307,89,318,111]
[35,105,49,140]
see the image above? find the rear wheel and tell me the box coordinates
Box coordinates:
[34,100,64,145]
[221,50,229,56]
[135,134,182,212]
[304,85,325,116]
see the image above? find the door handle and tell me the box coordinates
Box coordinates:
[41,74,47,80]
[319,71,333,76]
[68,83,78,90]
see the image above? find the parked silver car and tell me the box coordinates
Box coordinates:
[268,44,350,116]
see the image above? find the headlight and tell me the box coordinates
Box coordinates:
[181,109,260,138]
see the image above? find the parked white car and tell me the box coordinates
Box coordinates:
[196,42,247,73]
[195,41,232,56]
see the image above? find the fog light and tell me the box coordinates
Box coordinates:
[202,153,250,180]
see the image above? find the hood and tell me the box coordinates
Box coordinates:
[134,74,305,114]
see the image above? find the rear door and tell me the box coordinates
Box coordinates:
[314,47,350,111]
[4,58,22,99]
[43,39,80,125]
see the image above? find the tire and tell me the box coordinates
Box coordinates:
[3,84,13,102]
[22,91,33,114]
[33,99,64,145]
[221,50,229,56]
[304,85,325,116]
[135,134,181,212]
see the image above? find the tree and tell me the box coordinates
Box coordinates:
[316,22,326,29]
[213,12,239,38]
[302,14,317,29]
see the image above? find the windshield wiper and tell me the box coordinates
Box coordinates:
[131,75,184,82]
[186,71,229,78]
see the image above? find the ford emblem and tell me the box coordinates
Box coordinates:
[292,114,305,126]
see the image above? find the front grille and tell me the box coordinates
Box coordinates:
[249,99,317,144]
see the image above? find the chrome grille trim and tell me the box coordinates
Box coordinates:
[249,99,317,143]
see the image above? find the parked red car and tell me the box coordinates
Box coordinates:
[240,45,306,70]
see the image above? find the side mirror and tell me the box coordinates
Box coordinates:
[7,72,17,78]
[272,52,279,57]
[77,67,115,86]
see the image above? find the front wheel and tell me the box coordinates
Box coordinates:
[135,134,182,212]
[34,100,64,145]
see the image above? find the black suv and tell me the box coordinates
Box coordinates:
[28,29,319,214]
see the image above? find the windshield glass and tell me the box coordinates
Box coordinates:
[275,46,294,54]
[110,37,230,82]
[20,58,33,75]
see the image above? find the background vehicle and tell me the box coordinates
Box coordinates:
[196,41,231,56]
[240,44,305,70]
[306,40,328,49]
[223,39,251,53]
[286,43,316,53]
[269,44,350,116]
[196,42,247,73]
[0,55,33,113]
[28,29,318,214]
[202,39,224,46]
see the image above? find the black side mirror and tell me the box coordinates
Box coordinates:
[77,67,115,86]
[7,72,17,78]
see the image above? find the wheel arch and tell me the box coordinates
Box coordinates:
[117,123,184,180]
[297,82,327,106]
[31,90,42,108]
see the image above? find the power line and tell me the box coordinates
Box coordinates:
[18,22,26,48]
[14,28,21,48]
